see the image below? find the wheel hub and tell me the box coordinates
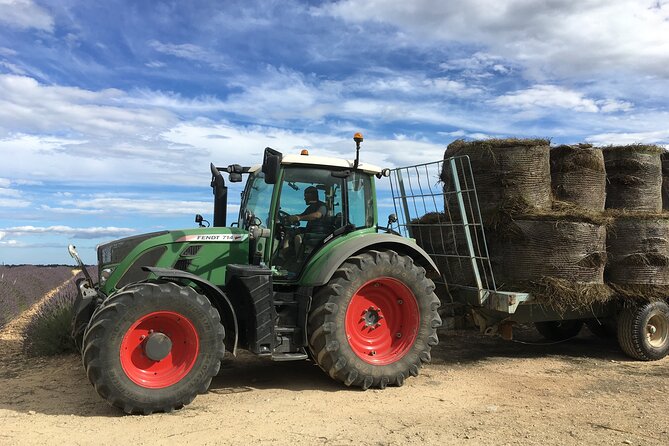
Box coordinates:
[646,314,668,348]
[362,307,383,328]
[143,332,173,361]
[120,311,199,389]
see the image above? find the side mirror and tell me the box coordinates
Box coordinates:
[376,168,391,179]
[387,213,398,228]
[262,147,282,184]
[229,172,243,183]
[195,214,210,227]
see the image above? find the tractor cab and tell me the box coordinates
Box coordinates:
[238,143,380,279]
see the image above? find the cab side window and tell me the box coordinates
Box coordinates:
[347,173,373,228]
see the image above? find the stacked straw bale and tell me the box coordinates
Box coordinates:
[602,145,669,299]
[606,215,669,299]
[416,139,669,309]
[431,138,610,311]
[607,217,669,283]
[551,144,606,212]
[440,139,551,216]
[603,145,663,212]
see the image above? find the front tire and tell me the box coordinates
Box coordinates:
[308,249,441,390]
[617,301,669,361]
[82,281,225,414]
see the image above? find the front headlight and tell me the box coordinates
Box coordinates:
[100,267,115,285]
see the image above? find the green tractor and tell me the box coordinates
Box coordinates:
[68,134,442,414]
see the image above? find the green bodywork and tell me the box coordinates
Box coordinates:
[98,227,251,295]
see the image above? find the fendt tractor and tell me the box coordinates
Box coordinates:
[68,134,442,414]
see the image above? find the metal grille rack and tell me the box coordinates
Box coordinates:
[389,155,529,314]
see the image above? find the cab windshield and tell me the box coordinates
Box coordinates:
[238,171,273,228]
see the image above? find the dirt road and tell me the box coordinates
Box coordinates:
[1,322,668,446]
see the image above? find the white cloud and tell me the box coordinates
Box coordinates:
[57,197,212,216]
[439,130,494,140]
[490,85,630,114]
[439,52,514,78]
[223,67,485,122]
[0,47,18,57]
[0,75,175,137]
[0,197,30,208]
[0,187,21,197]
[597,99,634,113]
[38,205,104,215]
[319,0,669,79]
[586,129,669,146]
[123,89,228,113]
[0,60,28,75]
[0,0,54,32]
[0,71,664,193]
[145,61,166,68]
[148,41,228,70]
[1,225,136,239]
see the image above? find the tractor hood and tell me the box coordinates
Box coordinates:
[97,227,251,294]
[98,231,169,266]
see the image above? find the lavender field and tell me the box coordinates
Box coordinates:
[0,265,78,329]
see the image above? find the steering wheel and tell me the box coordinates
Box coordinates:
[244,210,263,227]
[278,210,299,228]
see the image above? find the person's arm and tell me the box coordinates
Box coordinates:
[298,208,324,222]
[290,204,326,222]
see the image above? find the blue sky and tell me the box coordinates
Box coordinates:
[1,0,668,264]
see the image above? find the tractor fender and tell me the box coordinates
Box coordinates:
[301,233,439,287]
[143,266,239,356]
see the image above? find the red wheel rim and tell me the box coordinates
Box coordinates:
[345,277,420,365]
[120,311,199,389]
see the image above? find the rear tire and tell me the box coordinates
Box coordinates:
[534,320,583,341]
[617,301,669,361]
[82,281,225,414]
[308,249,441,390]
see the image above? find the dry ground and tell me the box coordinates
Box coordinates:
[1,292,668,445]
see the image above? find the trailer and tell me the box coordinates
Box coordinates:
[388,155,669,360]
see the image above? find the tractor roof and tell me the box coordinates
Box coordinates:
[248,155,382,175]
[280,154,383,174]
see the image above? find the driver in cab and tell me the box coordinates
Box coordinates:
[285,186,328,257]
[288,186,327,227]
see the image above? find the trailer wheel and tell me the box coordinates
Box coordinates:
[82,281,225,414]
[534,320,583,341]
[308,249,441,390]
[617,301,669,361]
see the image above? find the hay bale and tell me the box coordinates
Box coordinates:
[408,212,450,253]
[550,144,606,212]
[441,138,551,217]
[410,213,612,312]
[606,216,669,287]
[603,145,663,212]
[408,213,490,288]
[489,219,607,284]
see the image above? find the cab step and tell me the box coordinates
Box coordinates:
[271,352,309,361]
